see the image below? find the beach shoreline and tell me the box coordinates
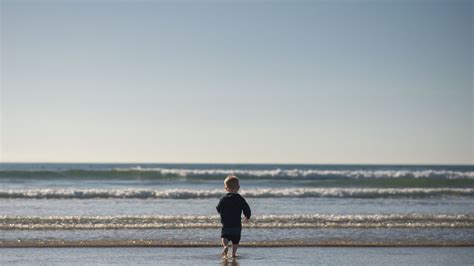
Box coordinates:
[2,247,473,265]
[2,239,473,248]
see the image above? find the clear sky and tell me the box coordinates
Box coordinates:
[0,0,472,164]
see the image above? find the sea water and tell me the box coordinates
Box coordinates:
[1,247,474,265]
[0,163,473,248]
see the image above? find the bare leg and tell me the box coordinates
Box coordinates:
[231,244,238,257]
[221,238,229,258]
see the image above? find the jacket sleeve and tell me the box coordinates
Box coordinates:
[216,198,223,213]
[242,198,251,219]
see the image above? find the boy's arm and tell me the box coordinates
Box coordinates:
[242,198,251,220]
[216,198,223,213]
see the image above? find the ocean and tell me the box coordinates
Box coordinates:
[1,163,473,251]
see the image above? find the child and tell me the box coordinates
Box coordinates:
[216,175,251,258]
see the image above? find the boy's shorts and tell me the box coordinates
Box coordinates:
[221,227,242,244]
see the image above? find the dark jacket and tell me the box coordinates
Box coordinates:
[216,193,251,228]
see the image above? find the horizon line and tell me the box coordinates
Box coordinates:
[0,161,473,166]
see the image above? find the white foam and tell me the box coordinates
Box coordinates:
[0,187,472,199]
[2,214,472,230]
[112,167,474,179]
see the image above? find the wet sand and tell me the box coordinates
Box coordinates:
[1,247,473,265]
[1,239,473,248]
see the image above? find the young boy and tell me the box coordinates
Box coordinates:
[216,175,251,258]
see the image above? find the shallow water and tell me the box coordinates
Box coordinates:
[2,197,473,217]
[2,228,473,247]
[1,247,473,265]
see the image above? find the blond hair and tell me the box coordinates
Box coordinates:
[224,175,240,190]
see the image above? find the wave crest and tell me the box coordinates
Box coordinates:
[0,188,472,199]
[1,168,473,179]
[2,214,472,230]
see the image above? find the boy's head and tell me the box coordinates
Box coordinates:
[224,175,240,192]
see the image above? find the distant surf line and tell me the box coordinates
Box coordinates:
[1,168,473,179]
[0,188,472,199]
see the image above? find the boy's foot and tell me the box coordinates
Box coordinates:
[221,246,228,258]
[231,253,237,258]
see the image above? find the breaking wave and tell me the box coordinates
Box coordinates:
[0,188,472,199]
[2,214,472,230]
[1,167,473,180]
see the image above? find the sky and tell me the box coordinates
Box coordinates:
[0,0,472,164]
